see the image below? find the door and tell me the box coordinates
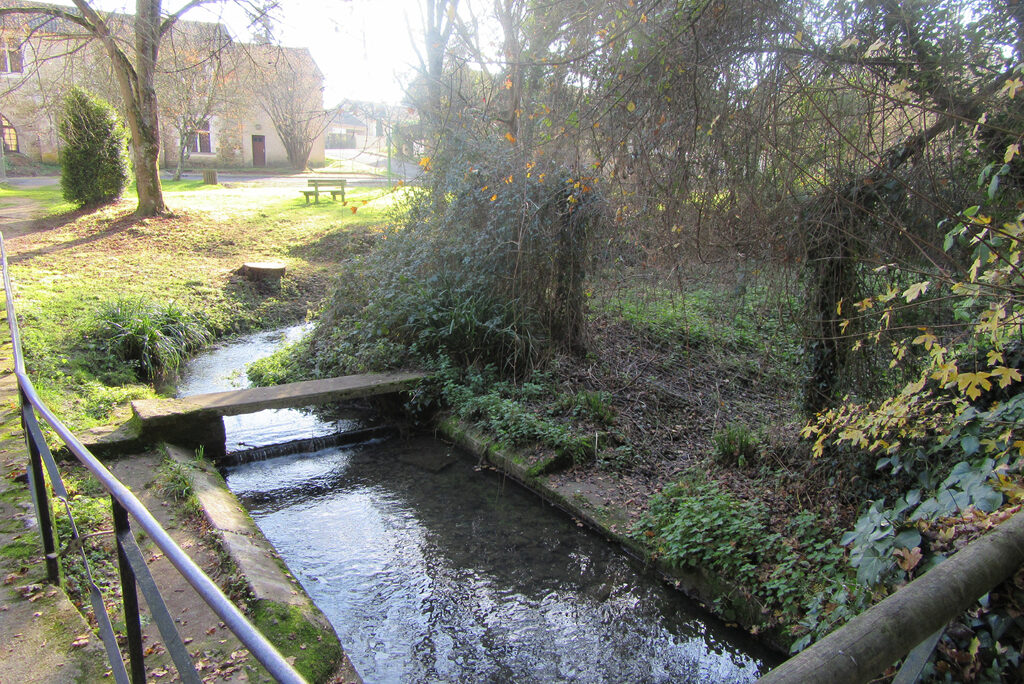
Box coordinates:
[252,135,266,167]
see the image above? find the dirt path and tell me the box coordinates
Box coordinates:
[0,192,46,240]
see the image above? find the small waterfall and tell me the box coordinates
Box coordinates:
[222,425,397,465]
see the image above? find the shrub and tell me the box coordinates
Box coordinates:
[92,297,212,379]
[311,132,604,379]
[58,87,129,207]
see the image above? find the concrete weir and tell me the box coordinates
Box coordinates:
[129,372,425,458]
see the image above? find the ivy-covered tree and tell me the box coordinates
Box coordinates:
[58,87,129,207]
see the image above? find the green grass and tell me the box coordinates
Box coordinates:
[594,281,802,364]
[0,182,75,215]
[249,600,346,683]
[320,158,387,176]
[4,180,397,429]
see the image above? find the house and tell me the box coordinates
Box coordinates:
[0,3,326,170]
[326,101,418,155]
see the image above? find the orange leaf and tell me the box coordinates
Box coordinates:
[350,206,358,214]
[505,132,516,143]
[894,546,922,572]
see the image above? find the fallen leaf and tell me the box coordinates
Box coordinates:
[895,546,922,571]
[71,634,90,648]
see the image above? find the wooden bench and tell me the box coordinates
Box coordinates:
[301,178,346,204]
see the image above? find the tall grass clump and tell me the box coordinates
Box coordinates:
[92,297,212,379]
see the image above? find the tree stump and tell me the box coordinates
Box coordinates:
[241,261,286,289]
[202,169,218,184]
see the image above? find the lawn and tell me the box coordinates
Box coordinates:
[1,179,404,429]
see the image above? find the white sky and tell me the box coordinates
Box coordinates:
[200,0,426,106]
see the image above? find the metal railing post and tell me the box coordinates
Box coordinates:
[22,393,59,584]
[112,498,146,684]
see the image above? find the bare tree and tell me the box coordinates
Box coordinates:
[156,20,234,180]
[241,43,327,170]
[0,0,271,216]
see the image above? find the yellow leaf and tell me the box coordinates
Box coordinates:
[988,349,1005,366]
[931,361,958,385]
[505,132,517,143]
[854,297,874,312]
[863,38,885,58]
[903,281,929,303]
[1002,78,1023,99]
[992,366,1022,388]
[626,101,636,112]
[839,36,860,49]
[956,371,992,400]
[1006,143,1021,164]
[902,377,926,396]
[836,299,843,316]
[490,194,498,202]
[419,156,431,169]
[912,332,937,350]
[794,30,803,44]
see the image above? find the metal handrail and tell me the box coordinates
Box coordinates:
[1,233,306,684]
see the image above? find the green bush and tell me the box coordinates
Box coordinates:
[58,87,129,207]
[91,297,212,379]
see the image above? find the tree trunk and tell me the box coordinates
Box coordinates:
[71,0,168,216]
[131,0,167,216]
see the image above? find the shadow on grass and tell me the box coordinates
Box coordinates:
[8,209,149,264]
[287,224,381,262]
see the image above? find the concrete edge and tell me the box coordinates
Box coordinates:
[435,416,791,654]
[162,444,362,684]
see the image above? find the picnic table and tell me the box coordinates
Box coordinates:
[301,178,346,204]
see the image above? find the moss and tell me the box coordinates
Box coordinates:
[0,537,38,560]
[249,599,344,683]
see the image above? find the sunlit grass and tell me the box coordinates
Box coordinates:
[0,182,75,215]
[2,179,406,429]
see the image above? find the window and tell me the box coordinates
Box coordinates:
[0,39,23,74]
[1,114,18,153]
[189,120,212,154]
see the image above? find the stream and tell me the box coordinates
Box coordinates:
[177,326,779,683]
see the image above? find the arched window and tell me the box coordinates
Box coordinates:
[0,114,18,153]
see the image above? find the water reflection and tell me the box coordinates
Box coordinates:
[226,436,773,683]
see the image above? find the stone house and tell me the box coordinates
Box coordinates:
[0,4,326,169]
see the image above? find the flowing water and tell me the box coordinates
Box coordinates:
[179,327,779,683]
